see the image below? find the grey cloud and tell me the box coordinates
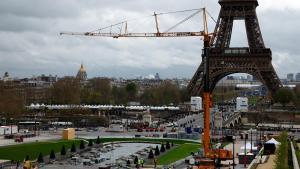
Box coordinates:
[0,0,81,19]
[258,9,300,77]
[0,0,299,79]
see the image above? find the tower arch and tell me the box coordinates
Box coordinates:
[188,0,282,97]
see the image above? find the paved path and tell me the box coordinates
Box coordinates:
[256,154,276,169]
[0,133,61,147]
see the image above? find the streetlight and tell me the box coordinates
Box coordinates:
[250,128,253,153]
[220,61,225,142]
[244,132,247,168]
[259,127,262,143]
[256,126,259,145]
[232,135,236,169]
[10,118,13,136]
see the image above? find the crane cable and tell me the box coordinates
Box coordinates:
[164,8,203,33]
[206,10,217,23]
[88,8,206,34]
[156,8,203,15]
[89,14,154,33]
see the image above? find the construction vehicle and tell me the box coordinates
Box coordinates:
[60,7,232,168]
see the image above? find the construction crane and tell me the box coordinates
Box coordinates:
[60,7,231,168]
[60,8,212,38]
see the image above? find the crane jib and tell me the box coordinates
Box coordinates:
[61,31,205,38]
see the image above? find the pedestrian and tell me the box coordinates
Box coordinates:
[16,160,20,169]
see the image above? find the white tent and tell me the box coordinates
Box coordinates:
[238,152,254,155]
[240,142,258,151]
[266,138,280,145]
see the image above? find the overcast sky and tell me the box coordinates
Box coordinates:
[0,0,299,79]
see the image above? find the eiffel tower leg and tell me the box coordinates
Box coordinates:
[188,0,282,99]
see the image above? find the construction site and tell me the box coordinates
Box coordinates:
[0,0,300,169]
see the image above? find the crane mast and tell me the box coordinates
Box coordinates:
[202,11,212,156]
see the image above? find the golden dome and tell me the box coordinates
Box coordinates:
[79,64,85,72]
[76,63,87,81]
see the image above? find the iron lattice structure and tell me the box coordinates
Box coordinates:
[188,0,282,97]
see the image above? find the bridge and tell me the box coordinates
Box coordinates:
[223,112,242,128]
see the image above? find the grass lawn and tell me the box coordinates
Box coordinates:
[0,137,199,162]
[0,139,81,161]
[98,137,198,145]
[158,143,201,165]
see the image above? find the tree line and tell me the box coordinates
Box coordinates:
[274,86,300,108]
[50,77,189,106]
[0,81,24,119]
[0,77,189,121]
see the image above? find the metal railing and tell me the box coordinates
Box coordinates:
[209,47,272,56]
[291,141,300,169]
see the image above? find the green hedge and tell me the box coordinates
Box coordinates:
[295,142,300,165]
[274,132,292,169]
[96,137,199,145]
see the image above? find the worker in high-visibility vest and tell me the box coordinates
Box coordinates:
[141,158,144,167]
[137,158,141,168]
[23,160,31,169]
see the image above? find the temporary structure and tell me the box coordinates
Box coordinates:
[266,138,280,145]
[240,142,258,151]
[62,128,75,140]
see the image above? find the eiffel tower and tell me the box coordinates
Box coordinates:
[188,0,282,97]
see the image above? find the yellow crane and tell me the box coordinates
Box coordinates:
[60,8,211,39]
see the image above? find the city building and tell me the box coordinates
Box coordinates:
[0,73,58,105]
[22,80,52,104]
[246,75,252,81]
[32,74,57,83]
[287,73,294,82]
[2,72,11,82]
[154,73,160,80]
[236,97,248,112]
[190,96,202,112]
[296,73,300,82]
[76,64,87,81]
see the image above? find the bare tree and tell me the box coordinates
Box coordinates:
[50,77,80,104]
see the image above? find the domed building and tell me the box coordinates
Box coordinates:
[76,64,87,81]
